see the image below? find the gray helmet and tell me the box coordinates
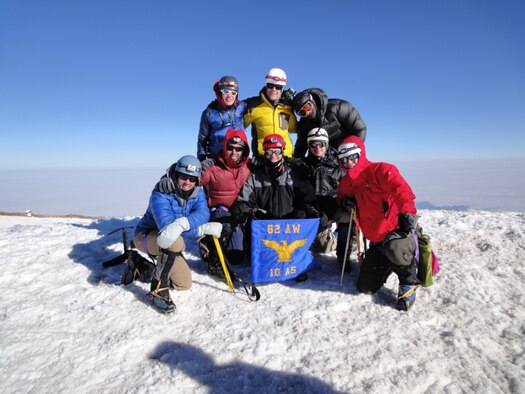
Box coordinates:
[175,155,202,179]
[218,75,239,91]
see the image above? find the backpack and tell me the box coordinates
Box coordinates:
[416,228,440,287]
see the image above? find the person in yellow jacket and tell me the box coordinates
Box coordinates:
[244,68,297,157]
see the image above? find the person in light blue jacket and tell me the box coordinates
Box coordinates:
[133,155,221,313]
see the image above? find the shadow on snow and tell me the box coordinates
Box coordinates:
[149,341,346,394]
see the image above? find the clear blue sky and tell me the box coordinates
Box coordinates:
[1,0,524,169]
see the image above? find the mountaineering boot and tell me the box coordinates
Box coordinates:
[121,251,156,285]
[149,286,176,314]
[121,254,136,285]
[149,250,178,313]
[396,284,419,311]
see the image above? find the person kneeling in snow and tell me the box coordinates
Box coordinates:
[336,137,420,311]
[133,155,220,313]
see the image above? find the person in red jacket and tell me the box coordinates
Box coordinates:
[199,128,251,277]
[336,136,420,311]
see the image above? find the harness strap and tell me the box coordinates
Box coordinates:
[141,233,150,255]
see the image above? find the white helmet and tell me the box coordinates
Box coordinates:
[265,68,287,86]
[307,128,329,145]
[338,142,361,160]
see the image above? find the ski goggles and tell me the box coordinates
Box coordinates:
[296,100,315,117]
[226,145,243,152]
[266,83,283,91]
[309,141,326,149]
[338,154,360,163]
[178,174,198,183]
[264,148,283,157]
[220,89,238,97]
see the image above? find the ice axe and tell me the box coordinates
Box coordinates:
[102,226,135,268]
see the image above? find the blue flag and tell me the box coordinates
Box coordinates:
[250,218,320,283]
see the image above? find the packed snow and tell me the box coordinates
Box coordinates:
[0,210,524,393]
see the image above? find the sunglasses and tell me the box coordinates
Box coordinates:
[178,174,198,183]
[226,145,243,152]
[264,148,283,157]
[266,83,283,91]
[309,141,326,149]
[339,154,360,163]
[220,89,238,97]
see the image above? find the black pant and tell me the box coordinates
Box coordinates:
[357,244,418,293]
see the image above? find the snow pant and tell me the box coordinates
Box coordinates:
[335,220,356,262]
[357,243,418,293]
[133,230,192,291]
[209,206,246,264]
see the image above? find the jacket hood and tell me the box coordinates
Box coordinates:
[340,135,369,181]
[221,128,251,168]
[213,80,238,110]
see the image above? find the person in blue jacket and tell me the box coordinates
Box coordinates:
[197,76,246,161]
[133,155,221,313]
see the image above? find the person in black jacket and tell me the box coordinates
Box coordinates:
[292,88,367,158]
[231,134,321,281]
[300,128,353,269]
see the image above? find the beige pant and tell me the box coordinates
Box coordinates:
[133,231,192,291]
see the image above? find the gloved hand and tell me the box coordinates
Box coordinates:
[280,88,296,105]
[197,222,223,238]
[154,176,175,194]
[341,197,356,213]
[157,217,190,249]
[250,156,266,168]
[398,213,418,233]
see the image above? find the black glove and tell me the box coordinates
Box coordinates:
[280,88,296,105]
[341,197,357,213]
[398,213,418,233]
[154,175,175,194]
[250,156,266,168]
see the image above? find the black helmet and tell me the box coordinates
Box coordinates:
[218,75,239,91]
[292,91,313,113]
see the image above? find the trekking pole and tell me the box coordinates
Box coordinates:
[213,236,235,292]
[339,209,354,285]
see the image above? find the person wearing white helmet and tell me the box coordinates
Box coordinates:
[300,128,351,266]
[336,136,420,311]
[244,68,297,157]
[131,155,222,313]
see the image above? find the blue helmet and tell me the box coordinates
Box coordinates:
[175,155,201,179]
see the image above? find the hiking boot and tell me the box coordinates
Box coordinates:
[121,255,139,285]
[208,262,226,280]
[121,251,156,285]
[149,288,176,314]
[396,284,419,311]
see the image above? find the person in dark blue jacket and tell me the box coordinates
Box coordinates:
[133,155,220,313]
[197,76,246,161]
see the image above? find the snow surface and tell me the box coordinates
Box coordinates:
[0,210,524,393]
